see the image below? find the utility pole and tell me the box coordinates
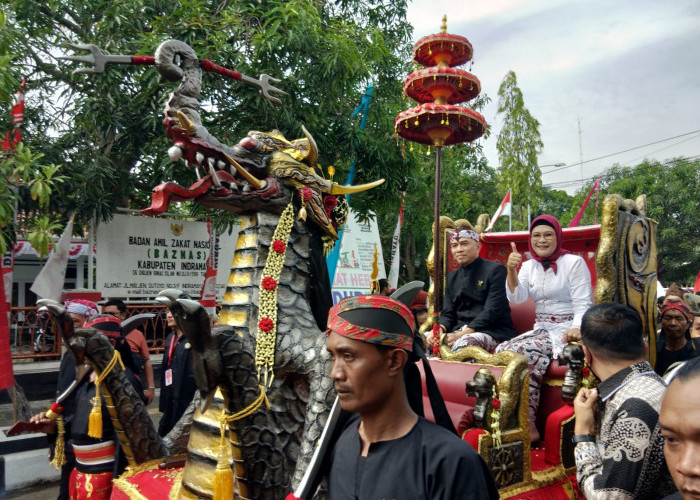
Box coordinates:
[578,118,584,188]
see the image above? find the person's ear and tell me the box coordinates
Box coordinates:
[386,348,408,376]
[582,344,592,365]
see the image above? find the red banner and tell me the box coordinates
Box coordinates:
[0,269,14,391]
[0,77,25,155]
[199,219,217,315]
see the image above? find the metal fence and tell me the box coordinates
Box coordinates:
[10,305,172,360]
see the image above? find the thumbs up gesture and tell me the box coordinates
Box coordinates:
[507,242,522,271]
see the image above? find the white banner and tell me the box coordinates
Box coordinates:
[387,193,404,289]
[96,214,237,300]
[13,240,90,259]
[30,215,74,301]
[330,210,386,304]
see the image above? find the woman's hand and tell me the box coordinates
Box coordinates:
[507,242,522,271]
[562,328,581,343]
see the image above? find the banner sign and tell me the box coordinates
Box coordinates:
[96,214,236,300]
[330,210,386,304]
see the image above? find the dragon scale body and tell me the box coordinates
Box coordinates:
[176,212,333,499]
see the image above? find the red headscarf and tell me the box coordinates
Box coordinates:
[528,214,569,274]
[660,300,692,322]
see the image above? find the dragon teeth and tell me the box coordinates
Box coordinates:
[196,152,205,165]
[242,184,251,192]
[217,160,226,169]
[168,146,183,161]
[208,161,222,187]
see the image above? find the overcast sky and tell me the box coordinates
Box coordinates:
[405,0,700,194]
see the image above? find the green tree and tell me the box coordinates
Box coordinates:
[495,70,543,229]
[5,0,415,238]
[0,8,67,255]
[596,158,700,284]
[535,186,576,224]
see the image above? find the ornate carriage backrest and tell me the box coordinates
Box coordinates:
[426,193,658,365]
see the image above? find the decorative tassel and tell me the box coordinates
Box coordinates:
[50,415,67,469]
[213,413,234,500]
[87,349,122,439]
[47,403,66,469]
[88,392,103,439]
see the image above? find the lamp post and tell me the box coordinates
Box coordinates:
[539,162,566,170]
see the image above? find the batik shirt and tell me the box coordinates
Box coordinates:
[506,253,592,358]
[574,361,675,500]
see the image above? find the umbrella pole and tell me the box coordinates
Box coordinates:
[432,146,442,354]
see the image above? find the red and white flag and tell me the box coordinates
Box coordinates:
[1,78,25,156]
[485,190,512,232]
[387,190,405,289]
[199,219,218,319]
[569,176,601,227]
[30,215,74,301]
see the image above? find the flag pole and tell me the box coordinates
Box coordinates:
[508,188,512,232]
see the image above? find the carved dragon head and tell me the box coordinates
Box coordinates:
[141,39,384,240]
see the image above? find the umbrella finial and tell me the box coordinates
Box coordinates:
[441,15,448,33]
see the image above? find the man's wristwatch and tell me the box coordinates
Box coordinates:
[146,387,156,391]
[572,434,595,444]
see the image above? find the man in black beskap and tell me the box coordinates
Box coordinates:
[438,225,516,352]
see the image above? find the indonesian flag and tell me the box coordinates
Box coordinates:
[569,176,601,227]
[199,219,218,318]
[484,190,512,233]
[1,78,25,155]
[30,214,74,301]
[387,191,405,289]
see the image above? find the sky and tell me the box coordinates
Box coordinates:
[405,0,700,194]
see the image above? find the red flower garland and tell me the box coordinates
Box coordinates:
[258,317,274,332]
[492,398,501,410]
[272,239,286,254]
[582,367,591,378]
[323,195,338,217]
[262,276,277,291]
[301,187,313,201]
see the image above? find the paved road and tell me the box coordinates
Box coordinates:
[3,481,60,499]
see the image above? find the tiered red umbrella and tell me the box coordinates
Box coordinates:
[394,16,487,354]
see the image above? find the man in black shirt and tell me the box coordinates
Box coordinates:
[438,226,516,352]
[655,300,698,376]
[325,294,498,499]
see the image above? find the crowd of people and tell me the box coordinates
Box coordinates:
[29,298,195,500]
[25,211,700,500]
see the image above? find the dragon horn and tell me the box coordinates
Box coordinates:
[329,178,385,195]
[222,153,266,190]
[176,110,196,135]
[301,125,318,168]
